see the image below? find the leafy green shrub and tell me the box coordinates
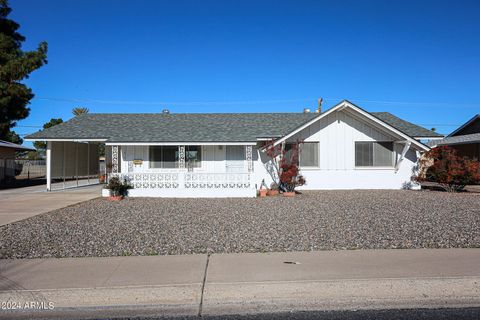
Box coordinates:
[107,176,132,197]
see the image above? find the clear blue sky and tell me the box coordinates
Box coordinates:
[11,0,480,145]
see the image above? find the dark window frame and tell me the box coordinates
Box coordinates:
[284,142,320,168]
[148,146,179,169]
[185,145,202,169]
[149,145,202,169]
[355,141,395,167]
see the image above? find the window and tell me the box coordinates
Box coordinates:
[300,142,319,167]
[185,146,202,168]
[355,142,394,167]
[149,146,202,169]
[284,142,319,167]
[149,146,179,169]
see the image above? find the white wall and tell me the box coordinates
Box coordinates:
[254,109,420,190]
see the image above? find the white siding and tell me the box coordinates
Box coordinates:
[286,110,418,189]
[255,109,420,190]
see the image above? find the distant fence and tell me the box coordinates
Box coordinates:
[0,159,46,184]
[0,159,16,183]
[15,159,46,180]
[1,159,107,186]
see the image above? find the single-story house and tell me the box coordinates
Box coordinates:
[0,140,35,183]
[25,100,442,197]
[428,114,480,160]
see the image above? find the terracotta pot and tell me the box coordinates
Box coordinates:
[259,189,268,197]
[108,195,123,201]
[267,189,279,196]
[283,191,295,197]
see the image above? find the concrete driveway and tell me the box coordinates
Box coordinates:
[0,184,101,226]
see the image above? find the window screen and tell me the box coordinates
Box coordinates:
[355,142,393,167]
[149,146,179,169]
[284,142,319,167]
[149,146,162,168]
[300,142,319,167]
[162,146,178,168]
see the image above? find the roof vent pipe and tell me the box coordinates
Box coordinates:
[316,98,323,113]
[303,108,311,113]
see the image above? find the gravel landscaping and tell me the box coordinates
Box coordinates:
[0,190,479,258]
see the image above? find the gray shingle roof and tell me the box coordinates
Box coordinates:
[0,140,35,151]
[371,112,443,138]
[25,111,440,142]
[25,113,318,142]
[427,133,480,147]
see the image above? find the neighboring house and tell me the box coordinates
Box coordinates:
[428,114,480,160]
[0,140,35,183]
[25,100,442,197]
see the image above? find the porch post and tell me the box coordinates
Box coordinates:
[75,142,79,187]
[246,145,253,172]
[62,141,66,189]
[178,146,185,169]
[87,142,90,184]
[112,145,119,174]
[46,141,52,191]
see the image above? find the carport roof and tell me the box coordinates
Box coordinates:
[25,111,441,143]
[0,140,35,151]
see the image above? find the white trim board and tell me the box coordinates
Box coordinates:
[105,142,257,146]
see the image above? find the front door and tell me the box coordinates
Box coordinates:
[226,146,245,172]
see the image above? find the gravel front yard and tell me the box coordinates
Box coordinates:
[1,190,479,258]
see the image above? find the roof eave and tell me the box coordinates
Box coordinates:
[272,100,431,152]
[447,114,480,137]
[104,141,258,146]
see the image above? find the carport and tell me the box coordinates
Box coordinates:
[43,140,107,191]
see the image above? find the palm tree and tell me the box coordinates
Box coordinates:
[72,107,89,116]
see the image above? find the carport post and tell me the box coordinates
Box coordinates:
[63,141,66,189]
[75,142,79,187]
[46,141,52,191]
[87,142,90,184]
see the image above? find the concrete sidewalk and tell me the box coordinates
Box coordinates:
[0,184,101,226]
[0,249,479,319]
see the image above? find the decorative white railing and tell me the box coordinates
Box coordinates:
[184,172,251,189]
[110,172,251,189]
[111,173,180,189]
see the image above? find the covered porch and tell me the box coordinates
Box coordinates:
[106,143,258,197]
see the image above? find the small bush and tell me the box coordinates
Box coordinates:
[107,176,132,197]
